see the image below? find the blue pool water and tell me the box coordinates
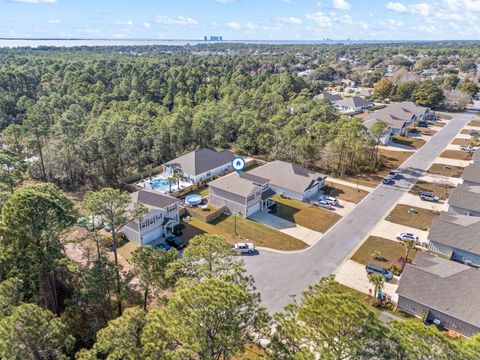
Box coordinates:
[152,178,170,191]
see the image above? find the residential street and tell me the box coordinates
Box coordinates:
[243,112,473,314]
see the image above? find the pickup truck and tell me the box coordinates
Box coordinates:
[233,242,255,254]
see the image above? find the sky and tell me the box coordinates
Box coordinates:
[0,0,480,41]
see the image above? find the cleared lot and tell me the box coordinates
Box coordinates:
[386,204,439,231]
[273,195,341,233]
[408,181,453,200]
[179,215,308,251]
[440,150,473,161]
[469,120,480,127]
[427,163,464,178]
[351,235,417,270]
[452,138,476,145]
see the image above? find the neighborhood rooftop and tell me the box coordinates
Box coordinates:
[165,148,235,176]
[364,101,428,129]
[397,252,480,331]
[313,91,342,102]
[473,148,480,163]
[461,164,480,184]
[429,212,480,256]
[208,171,269,197]
[130,189,179,209]
[248,160,327,193]
[448,184,480,213]
[333,96,372,109]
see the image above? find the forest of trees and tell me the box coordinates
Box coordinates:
[0,42,479,358]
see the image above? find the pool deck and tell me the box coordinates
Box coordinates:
[137,172,193,194]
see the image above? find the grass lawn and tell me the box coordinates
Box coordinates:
[324,182,369,204]
[451,138,475,146]
[440,150,472,161]
[409,181,454,200]
[179,214,308,251]
[432,122,446,127]
[386,204,439,231]
[351,236,417,270]
[438,113,453,120]
[392,135,426,149]
[344,149,413,188]
[273,195,341,233]
[461,129,477,135]
[417,128,437,137]
[469,120,480,127]
[117,241,138,261]
[427,163,464,178]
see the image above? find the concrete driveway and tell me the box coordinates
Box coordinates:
[399,192,448,212]
[243,112,472,314]
[434,157,471,167]
[371,220,429,245]
[249,211,323,246]
[335,260,399,303]
[419,173,462,187]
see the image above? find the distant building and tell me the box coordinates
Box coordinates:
[204,36,223,41]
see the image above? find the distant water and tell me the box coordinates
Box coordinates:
[0,38,368,48]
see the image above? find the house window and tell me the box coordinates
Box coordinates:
[247,194,255,202]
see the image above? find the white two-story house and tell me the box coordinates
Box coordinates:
[122,189,180,246]
[164,148,236,185]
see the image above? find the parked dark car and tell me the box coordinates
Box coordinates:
[365,263,394,281]
[165,236,186,250]
[154,243,172,251]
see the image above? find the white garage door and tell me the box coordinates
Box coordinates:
[247,203,261,217]
[141,228,162,245]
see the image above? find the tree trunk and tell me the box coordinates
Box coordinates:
[111,227,123,317]
[36,135,47,181]
[143,285,149,311]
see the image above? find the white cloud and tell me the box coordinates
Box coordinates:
[115,20,133,27]
[359,21,369,30]
[281,0,294,3]
[305,11,333,27]
[226,22,242,30]
[387,18,403,28]
[338,14,353,24]
[11,0,56,3]
[411,3,431,17]
[156,16,199,26]
[245,22,258,30]
[416,24,436,33]
[449,22,460,29]
[386,2,408,12]
[277,16,303,24]
[47,19,61,24]
[332,0,351,10]
[464,0,480,11]
[143,22,151,29]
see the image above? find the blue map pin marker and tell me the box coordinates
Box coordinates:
[232,157,246,173]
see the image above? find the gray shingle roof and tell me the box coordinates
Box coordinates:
[397,252,480,328]
[130,189,179,209]
[448,184,480,212]
[462,164,480,185]
[429,212,480,255]
[165,148,235,176]
[473,149,480,163]
[334,96,372,108]
[364,101,428,130]
[314,91,343,102]
[208,171,268,197]
[248,160,327,193]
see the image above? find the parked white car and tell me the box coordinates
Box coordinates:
[319,195,338,206]
[396,232,419,242]
[233,242,255,254]
[313,200,333,210]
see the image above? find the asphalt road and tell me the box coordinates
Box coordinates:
[243,112,473,314]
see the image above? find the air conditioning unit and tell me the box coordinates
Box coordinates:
[433,319,441,326]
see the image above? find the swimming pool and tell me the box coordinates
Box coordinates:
[136,172,193,194]
[185,194,202,206]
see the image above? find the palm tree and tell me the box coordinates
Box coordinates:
[173,172,183,189]
[167,176,176,193]
[402,238,416,265]
[368,273,384,298]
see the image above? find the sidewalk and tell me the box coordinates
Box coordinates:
[326,177,375,192]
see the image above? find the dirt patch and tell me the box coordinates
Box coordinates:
[427,163,464,178]
[409,181,454,200]
[417,128,437,137]
[324,182,369,204]
[438,113,453,120]
[392,135,426,149]
[452,138,475,146]
[432,122,446,127]
[351,236,417,270]
[469,120,480,127]
[440,150,472,161]
[386,204,439,231]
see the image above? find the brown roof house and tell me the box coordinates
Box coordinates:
[122,190,180,246]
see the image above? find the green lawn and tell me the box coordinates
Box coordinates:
[179,214,308,251]
[273,195,341,233]
[351,236,417,269]
[392,135,426,149]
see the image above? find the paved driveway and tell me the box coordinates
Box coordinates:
[370,220,429,245]
[335,260,399,303]
[243,112,472,314]
[249,211,323,246]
